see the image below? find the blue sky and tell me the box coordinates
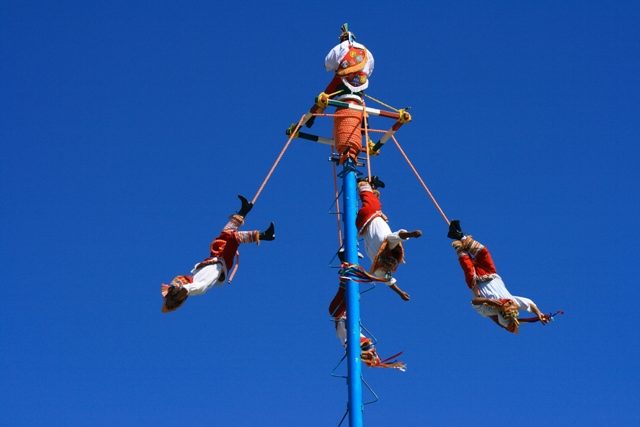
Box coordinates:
[2,1,639,426]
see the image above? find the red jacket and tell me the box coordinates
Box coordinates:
[356,186,386,234]
[194,231,241,278]
[458,247,498,289]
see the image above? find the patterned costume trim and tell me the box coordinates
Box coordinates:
[335,46,368,77]
[476,273,499,283]
[360,337,406,371]
[161,275,193,297]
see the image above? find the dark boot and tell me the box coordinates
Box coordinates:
[237,195,253,217]
[398,230,422,239]
[369,176,385,189]
[447,219,464,240]
[337,248,346,263]
[337,247,364,263]
[356,176,385,189]
[259,222,276,241]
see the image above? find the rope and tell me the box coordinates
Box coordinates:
[331,147,343,247]
[339,263,389,283]
[251,114,305,204]
[312,113,340,118]
[361,98,372,181]
[364,93,400,112]
[390,134,450,225]
[227,251,240,283]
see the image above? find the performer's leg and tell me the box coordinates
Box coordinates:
[473,245,497,275]
[387,229,422,249]
[335,317,347,347]
[386,232,402,249]
[329,285,346,319]
[236,230,260,244]
[455,249,478,289]
[357,181,381,211]
[329,284,347,347]
[222,214,244,232]
[461,236,484,257]
[184,263,224,296]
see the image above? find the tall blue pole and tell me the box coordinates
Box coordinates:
[342,159,363,427]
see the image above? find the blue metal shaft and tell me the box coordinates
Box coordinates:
[342,159,363,427]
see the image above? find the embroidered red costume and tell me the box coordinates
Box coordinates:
[323,25,375,164]
[161,197,275,313]
[356,181,404,279]
[450,228,550,332]
[328,284,406,371]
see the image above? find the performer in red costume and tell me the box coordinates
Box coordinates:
[328,284,406,371]
[356,176,422,301]
[324,23,375,97]
[306,24,376,163]
[447,220,550,333]
[161,196,275,313]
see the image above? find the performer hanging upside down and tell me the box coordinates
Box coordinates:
[447,220,550,333]
[356,176,422,301]
[328,284,406,371]
[161,196,275,313]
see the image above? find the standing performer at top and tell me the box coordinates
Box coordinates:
[447,220,551,333]
[324,23,375,98]
[356,176,422,301]
[311,24,375,163]
[161,196,275,313]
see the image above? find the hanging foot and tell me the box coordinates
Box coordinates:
[398,230,422,239]
[237,195,253,217]
[447,219,464,240]
[356,176,385,189]
[259,222,276,241]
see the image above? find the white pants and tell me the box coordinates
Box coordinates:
[184,263,224,296]
[334,317,367,348]
[362,217,405,263]
[471,275,535,319]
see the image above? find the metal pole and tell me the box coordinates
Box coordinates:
[342,158,363,427]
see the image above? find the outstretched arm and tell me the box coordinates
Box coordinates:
[471,297,504,308]
[527,302,551,324]
[389,283,410,301]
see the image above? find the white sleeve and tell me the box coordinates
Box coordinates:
[366,48,375,76]
[386,231,404,249]
[512,296,535,313]
[325,45,340,71]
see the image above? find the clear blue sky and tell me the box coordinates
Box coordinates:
[2,1,639,426]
